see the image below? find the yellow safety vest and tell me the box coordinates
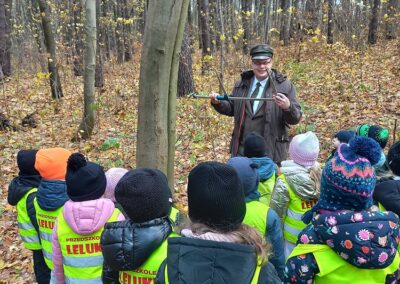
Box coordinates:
[290,244,400,283]
[258,173,276,206]
[169,207,180,228]
[34,198,63,270]
[280,175,317,243]
[378,203,386,212]
[17,188,41,250]
[120,233,179,284]
[243,201,269,237]
[57,208,120,283]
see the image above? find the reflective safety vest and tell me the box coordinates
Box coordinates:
[17,188,41,250]
[120,233,179,284]
[243,201,269,237]
[290,244,400,283]
[258,173,276,206]
[378,203,386,212]
[280,175,317,244]
[57,208,120,283]
[34,199,63,270]
[169,207,180,228]
[163,258,261,284]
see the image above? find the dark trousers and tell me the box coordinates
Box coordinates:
[32,249,50,284]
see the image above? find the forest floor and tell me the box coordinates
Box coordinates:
[0,39,399,283]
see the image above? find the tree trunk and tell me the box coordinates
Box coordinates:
[0,0,11,77]
[137,0,189,188]
[305,0,319,33]
[95,0,104,88]
[77,0,97,139]
[72,0,84,76]
[241,0,251,53]
[385,0,398,39]
[115,1,124,63]
[217,0,225,90]
[326,0,333,44]
[178,23,195,97]
[199,0,211,73]
[38,0,63,99]
[279,0,290,45]
[263,0,272,43]
[368,0,380,44]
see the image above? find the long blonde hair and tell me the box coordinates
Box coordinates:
[180,220,270,264]
[309,164,322,197]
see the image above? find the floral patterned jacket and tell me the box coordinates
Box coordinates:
[284,210,400,283]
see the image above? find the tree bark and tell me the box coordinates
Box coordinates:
[368,0,380,44]
[77,0,97,139]
[326,0,333,44]
[0,0,11,77]
[95,0,104,88]
[385,0,398,39]
[241,0,251,53]
[38,0,63,99]
[178,23,195,97]
[137,0,189,188]
[72,0,84,76]
[279,0,290,45]
[198,0,211,73]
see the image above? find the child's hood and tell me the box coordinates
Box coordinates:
[300,211,400,269]
[281,160,320,199]
[250,157,277,180]
[62,198,116,235]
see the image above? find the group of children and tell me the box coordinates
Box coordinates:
[7,122,400,283]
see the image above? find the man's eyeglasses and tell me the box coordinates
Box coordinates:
[252,58,272,66]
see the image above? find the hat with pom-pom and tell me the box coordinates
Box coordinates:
[104,168,128,202]
[66,153,106,202]
[302,136,381,224]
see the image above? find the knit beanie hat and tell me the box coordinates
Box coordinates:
[17,150,39,176]
[302,136,381,224]
[368,125,389,149]
[244,132,267,158]
[66,153,107,202]
[357,123,370,137]
[334,130,355,144]
[115,168,172,223]
[387,141,400,176]
[35,148,72,180]
[227,157,259,197]
[104,168,128,202]
[187,161,246,232]
[289,131,320,167]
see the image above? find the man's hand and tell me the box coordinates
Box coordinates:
[273,93,290,110]
[209,92,221,105]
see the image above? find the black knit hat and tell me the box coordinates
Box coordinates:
[66,153,106,202]
[368,125,389,149]
[387,141,400,176]
[17,150,39,176]
[334,130,355,144]
[187,161,246,232]
[244,132,267,158]
[115,168,172,222]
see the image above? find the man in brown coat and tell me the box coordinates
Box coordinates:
[210,44,302,164]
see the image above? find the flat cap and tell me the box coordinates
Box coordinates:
[250,44,274,59]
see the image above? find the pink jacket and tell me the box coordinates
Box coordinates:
[51,198,124,284]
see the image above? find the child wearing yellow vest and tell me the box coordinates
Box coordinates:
[269,131,321,258]
[156,162,281,284]
[51,153,124,283]
[243,132,278,206]
[101,168,177,284]
[285,137,400,283]
[33,147,71,280]
[7,150,50,283]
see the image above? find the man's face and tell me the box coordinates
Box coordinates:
[252,57,272,81]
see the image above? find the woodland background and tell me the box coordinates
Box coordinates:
[0,0,399,282]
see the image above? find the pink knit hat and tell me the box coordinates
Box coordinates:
[104,168,128,202]
[289,131,319,167]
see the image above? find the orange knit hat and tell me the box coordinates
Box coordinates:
[35,148,72,180]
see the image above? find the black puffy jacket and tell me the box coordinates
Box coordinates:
[100,217,173,284]
[374,178,400,215]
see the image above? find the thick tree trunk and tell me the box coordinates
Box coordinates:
[368,0,380,44]
[0,0,11,77]
[137,0,189,188]
[38,0,63,99]
[385,0,398,39]
[263,0,272,43]
[178,23,194,97]
[279,0,290,45]
[326,0,334,44]
[77,0,97,139]
[199,0,211,73]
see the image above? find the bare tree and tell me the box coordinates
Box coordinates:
[385,0,398,39]
[178,23,195,97]
[198,0,212,73]
[368,0,380,44]
[280,0,290,45]
[241,0,251,53]
[0,0,11,77]
[326,0,334,44]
